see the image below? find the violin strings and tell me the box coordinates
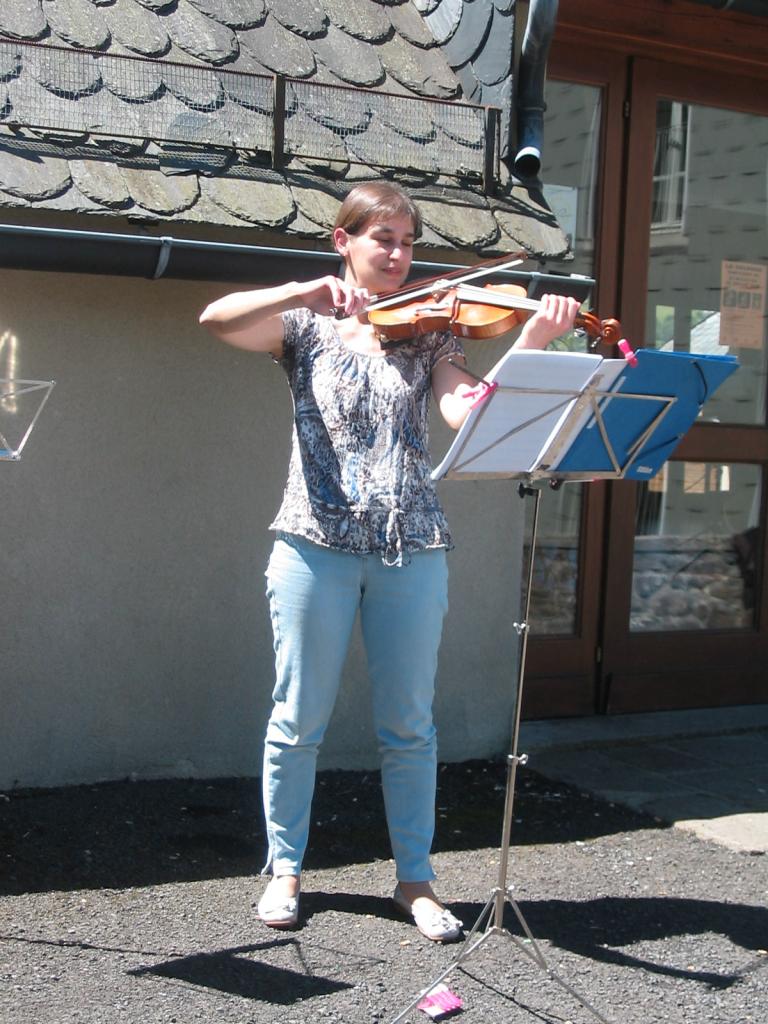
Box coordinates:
[365,253,527,312]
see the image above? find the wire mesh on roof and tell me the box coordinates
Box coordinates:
[287,80,486,176]
[0,38,492,180]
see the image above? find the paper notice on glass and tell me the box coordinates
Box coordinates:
[720,260,767,350]
[431,349,624,480]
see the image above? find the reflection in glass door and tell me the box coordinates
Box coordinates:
[528,80,602,636]
[632,462,761,631]
[631,99,767,635]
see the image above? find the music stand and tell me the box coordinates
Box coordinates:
[0,378,56,461]
[389,346,738,1024]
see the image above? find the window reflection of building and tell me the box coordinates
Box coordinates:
[652,100,690,230]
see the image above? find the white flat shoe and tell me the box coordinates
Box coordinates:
[257,877,300,929]
[393,884,463,943]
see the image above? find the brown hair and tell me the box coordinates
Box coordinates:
[334,181,422,238]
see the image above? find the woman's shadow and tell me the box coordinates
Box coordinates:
[299,889,768,990]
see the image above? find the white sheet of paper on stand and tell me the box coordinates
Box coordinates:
[431,350,624,481]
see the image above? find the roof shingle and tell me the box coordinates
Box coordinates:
[0,0,570,260]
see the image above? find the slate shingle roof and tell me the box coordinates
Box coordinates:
[0,0,568,259]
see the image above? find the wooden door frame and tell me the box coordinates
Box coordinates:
[526,4,768,717]
[600,56,768,711]
[523,46,627,718]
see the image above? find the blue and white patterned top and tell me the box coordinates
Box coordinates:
[270,308,464,565]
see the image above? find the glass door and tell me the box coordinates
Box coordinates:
[600,60,768,712]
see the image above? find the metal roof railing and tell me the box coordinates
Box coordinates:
[0,37,501,191]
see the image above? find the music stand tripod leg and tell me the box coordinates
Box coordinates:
[389,483,613,1024]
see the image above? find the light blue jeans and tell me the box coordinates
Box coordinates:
[262,534,449,882]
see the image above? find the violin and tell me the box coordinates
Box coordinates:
[361,254,622,347]
[368,282,621,346]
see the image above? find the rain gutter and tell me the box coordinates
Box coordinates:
[0,222,593,298]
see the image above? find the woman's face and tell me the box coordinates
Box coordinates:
[334,212,415,294]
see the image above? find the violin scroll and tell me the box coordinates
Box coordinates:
[574,313,622,348]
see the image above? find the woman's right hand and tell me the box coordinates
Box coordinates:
[299,276,369,318]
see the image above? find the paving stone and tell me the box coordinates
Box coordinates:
[641,790,744,822]
[669,733,768,768]
[680,767,768,809]
[675,810,768,853]
[608,742,711,774]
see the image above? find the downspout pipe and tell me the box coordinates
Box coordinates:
[513,0,559,182]
[0,222,594,296]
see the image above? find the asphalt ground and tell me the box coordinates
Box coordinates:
[2,713,767,1024]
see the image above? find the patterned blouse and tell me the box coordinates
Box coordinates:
[269,308,464,565]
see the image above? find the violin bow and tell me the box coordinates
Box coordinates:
[365,251,529,312]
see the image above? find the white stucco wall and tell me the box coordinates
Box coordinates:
[1,267,525,790]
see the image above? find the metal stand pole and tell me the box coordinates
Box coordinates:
[390,482,613,1024]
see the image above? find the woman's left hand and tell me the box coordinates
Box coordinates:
[514,293,581,350]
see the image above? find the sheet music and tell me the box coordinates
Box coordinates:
[432,350,624,480]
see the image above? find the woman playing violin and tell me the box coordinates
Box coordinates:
[199,181,579,941]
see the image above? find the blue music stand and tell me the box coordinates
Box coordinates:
[391,347,738,1024]
[432,347,739,485]
[552,348,739,481]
